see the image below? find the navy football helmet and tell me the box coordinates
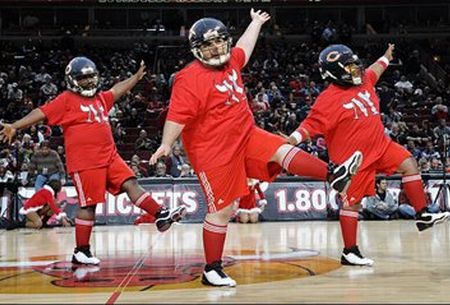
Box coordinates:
[188,18,232,67]
[318,44,364,86]
[65,57,99,97]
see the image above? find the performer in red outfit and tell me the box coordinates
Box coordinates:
[150,9,362,287]
[289,43,450,266]
[1,58,186,265]
[236,179,267,223]
[19,179,71,229]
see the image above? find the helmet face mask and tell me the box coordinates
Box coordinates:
[189,18,232,67]
[319,45,364,87]
[65,57,100,97]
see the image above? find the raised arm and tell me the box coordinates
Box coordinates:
[110,60,147,102]
[0,108,46,144]
[149,120,185,165]
[368,43,395,84]
[236,8,271,67]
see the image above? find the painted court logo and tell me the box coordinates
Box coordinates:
[0,249,340,293]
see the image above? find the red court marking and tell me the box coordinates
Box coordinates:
[105,233,163,304]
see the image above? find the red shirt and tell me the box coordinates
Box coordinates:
[23,185,61,216]
[299,69,391,170]
[40,90,116,173]
[167,47,254,171]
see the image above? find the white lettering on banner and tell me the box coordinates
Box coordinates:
[276,188,327,212]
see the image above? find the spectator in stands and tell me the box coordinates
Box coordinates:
[433,119,450,142]
[7,82,23,103]
[407,123,431,147]
[0,162,14,183]
[130,154,148,177]
[362,177,398,220]
[418,157,431,173]
[56,145,66,167]
[431,96,448,120]
[165,145,185,177]
[134,129,153,151]
[429,157,443,173]
[179,163,194,177]
[421,140,441,160]
[154,161,170,178]
[28,140,65,190]
[123,107,144,128]
[39,74,58,103]
[28,125,45,144]
[405,140,422,160]
[131,164,145,178]
[394,75,414,93]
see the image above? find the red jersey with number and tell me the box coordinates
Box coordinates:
[23,185,61,215]
[299,69,391,170]
[40,90,116,173]
[167,47,254,171]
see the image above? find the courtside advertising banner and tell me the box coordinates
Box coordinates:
[12,176,450,225]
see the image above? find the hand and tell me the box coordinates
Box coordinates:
[135,60,147,81]
[149,143,171,165]
[384,43,395,61]
[0,122,17,145]
[250,8,271,25]
[60,178,66,186]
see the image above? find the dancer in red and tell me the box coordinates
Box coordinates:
[1,58,186,265]
[150,9,362,287]
[289,43,450,266]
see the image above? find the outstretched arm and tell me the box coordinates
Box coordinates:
[236,8,271,67]
[149,120,185,165]
[110,60,147,102]
[368,43,395,84]
[0,109,46,144]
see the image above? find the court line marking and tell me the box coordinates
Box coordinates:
[105,232,164,305]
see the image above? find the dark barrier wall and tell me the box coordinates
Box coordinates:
[9,175,450,225]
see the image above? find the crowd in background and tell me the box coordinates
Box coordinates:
[0,29,449,188]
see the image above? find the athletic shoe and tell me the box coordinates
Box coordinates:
[72,245,100,265]
[155,205,187,232]
[328,151,363,193]
[416,210,450,232]
[341,245,374,266]
[202,260,236,287]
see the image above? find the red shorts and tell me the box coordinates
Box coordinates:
[71,154,135,207]
[347,141,411,206]
[197,127,285,213]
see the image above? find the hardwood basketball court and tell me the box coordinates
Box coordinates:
[0,220,449,303]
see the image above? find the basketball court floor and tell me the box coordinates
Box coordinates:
[1,220,449,303]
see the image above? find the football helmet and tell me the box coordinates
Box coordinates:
[318,44,364,86]
[65,57,99,97]
[188,18,232,67]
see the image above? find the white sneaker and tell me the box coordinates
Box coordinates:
[72,246,100,265]
[416,211,450,232]
[341,246,374,267]
[201,261,236,287]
